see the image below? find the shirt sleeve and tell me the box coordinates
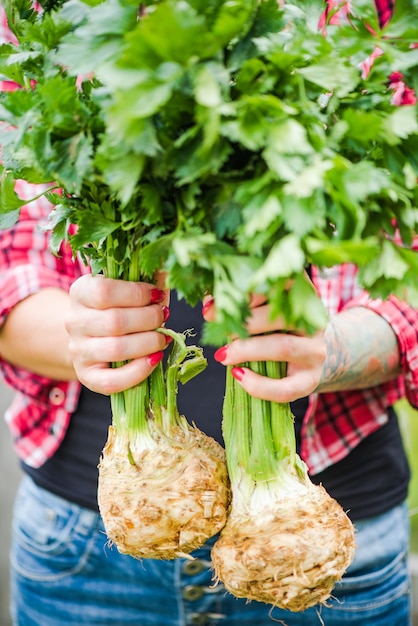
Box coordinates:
[374,0,395,28]
[0,193,83,420]
[0,197,79,328]
[344,294,418,409]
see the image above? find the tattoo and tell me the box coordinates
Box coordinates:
[318,307,401,392]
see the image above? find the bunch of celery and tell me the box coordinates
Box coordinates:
[98,319,230,560]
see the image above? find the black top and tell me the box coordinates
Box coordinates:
[23,294,410,520]
[292,399,410,520]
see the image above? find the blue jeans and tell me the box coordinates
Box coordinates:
[10,475,411,626]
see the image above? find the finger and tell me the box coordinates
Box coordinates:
[69,274,168,309]
[215,334,317,366]
[67,304,169,338]
[249,293,267,308]
[75,355,164,396]
[230,367,318,403]
[202,296,215,321]
[154,270,169,293]
[202,293,267,323]
[69,330,169,366]
[246,305,287,335]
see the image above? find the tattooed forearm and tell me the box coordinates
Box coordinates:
[317,307,401,393]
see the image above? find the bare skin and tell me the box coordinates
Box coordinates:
[0,288,77,380]
[63,275,401,401]
[203,295,401,403]
[0,278,169,391]
[65,275,169,394]
[319,309,401,392]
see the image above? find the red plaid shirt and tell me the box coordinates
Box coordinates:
[1,198,417,472]
[320,0,395,28]
[1,0,417,473]
[0,191,88,467]
[372,0,395,28]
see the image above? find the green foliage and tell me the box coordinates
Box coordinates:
[396,399,418,552]
[0,0,417,343]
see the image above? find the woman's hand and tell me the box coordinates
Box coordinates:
[203,296,326,403]
[65,274,170,394]
[202,296,401,402]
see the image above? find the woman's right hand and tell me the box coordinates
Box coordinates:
[65,274,170,395]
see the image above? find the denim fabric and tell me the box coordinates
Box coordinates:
[10,476,411,626]
[267,501,412,626]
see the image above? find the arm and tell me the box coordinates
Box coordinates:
[204,298,402,404]
[318,307,401,393]
[0,288,77,381]
[0,196,83,382]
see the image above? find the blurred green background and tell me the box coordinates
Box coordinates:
[398,399,418,552]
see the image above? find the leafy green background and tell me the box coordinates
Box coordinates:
[399,400,418,552]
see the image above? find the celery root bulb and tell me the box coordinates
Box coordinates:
[211,482,355,611]
[98,423,230,560]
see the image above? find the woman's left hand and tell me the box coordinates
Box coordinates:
[202,295,326,403]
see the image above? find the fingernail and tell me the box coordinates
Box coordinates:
[162,306,170,322]
[150,288,166,304]
[148,351,164,367]
[214,346,228,363]
[164,334,173,345]
[231,367,245,382]
[202,297,214,316]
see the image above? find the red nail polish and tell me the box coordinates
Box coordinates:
[202,298,214,316]
[164,334,173,345]
[214,346,228,362]
[150,288,165,304]
[148,351,164,367]
[231,367,245,382]
[162,306,170,322]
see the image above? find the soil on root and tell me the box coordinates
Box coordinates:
[211,483,355,611]
[98,424,231,559]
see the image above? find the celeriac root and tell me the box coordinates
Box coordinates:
[98,423,230,559]
[211,482,355,611]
